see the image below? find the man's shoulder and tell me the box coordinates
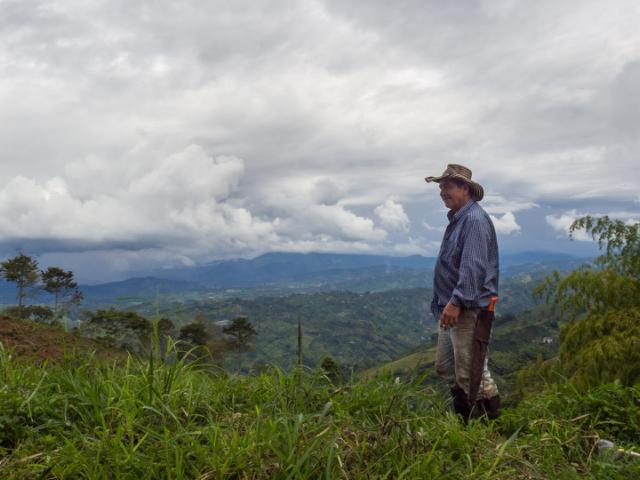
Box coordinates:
[462,201,491,223]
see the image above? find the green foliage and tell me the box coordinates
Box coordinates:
[534,216,640,390]
[536,216,640,321]
[536,267,639,320]
[319,356,343,384]
[0,345,638,479]
[80,309,152,353]
[223,316,257,372]
[0,254,84,325]
[157,317,175,336]
[571,215,640,275]
[178,321,209,347]
[0,253,40,308]
[178,320,227,366]
[174,288,436,370]
[41,266,83,316]
[503,380,640,445]
[560,308,640,388]
[109,279,539,372]
[3,305,55,324]
[223,316,257,353]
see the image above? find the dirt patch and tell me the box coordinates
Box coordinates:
[0,316,122,364]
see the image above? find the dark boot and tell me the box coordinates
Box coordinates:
[450,387,471,422]
[470,395,501,420]
[482,394,501,420]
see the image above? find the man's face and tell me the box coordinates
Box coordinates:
[439,179,470,212]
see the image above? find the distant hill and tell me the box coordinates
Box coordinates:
[151,251,586,286]
[80,277,207,304]
[1,251,590,309]
[150,252,437,286]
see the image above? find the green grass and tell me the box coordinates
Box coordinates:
[362,347,437,379]
[0,342,638,479]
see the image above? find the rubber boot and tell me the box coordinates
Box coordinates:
[482,394,501,420]
[469,394,501,420]
[450,386,471,423]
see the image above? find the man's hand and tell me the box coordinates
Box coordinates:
[439,302,461,329]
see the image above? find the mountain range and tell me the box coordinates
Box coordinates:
[0,251,589,307]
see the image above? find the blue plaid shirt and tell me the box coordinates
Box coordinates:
[430,200,499,320]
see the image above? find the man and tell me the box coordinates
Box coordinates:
[425,164,501,421]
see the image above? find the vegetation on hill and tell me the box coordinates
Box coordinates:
[535,215,640,389]
[70,275,542,374]
[0,219,638,478]
[172,288,435,370]
[0,316,120,364]
[0,345,638,479]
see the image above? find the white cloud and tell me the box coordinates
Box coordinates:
[0,145,276,253]
[0,143,390,278]
[546,210,592,241]
[1,0,639,279]
[546,210,640,242]
[298,204,387,242]
[490,212,521,235]
[422,221,443,232]
[392,238,440,256]
[374,198,410,232]
[482,195,538,215]
[255,174,387,243]
[546,209,640,241]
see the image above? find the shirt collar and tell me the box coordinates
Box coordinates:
[447,199,475,224]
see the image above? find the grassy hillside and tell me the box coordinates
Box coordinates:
[0,346,637,479]
[0,316,121,363]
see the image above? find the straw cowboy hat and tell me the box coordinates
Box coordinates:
[425,164,484,201]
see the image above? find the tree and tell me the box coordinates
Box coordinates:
[153,317,175,358]
[559,308,640,388]
[536,216,640,387]
[223,316,257,371]
[157,317,175,337]
[0,253,40,308]
[41,266,83,317]
[80,309,152,353]
[320,356,343,384]
[179,321,210,347]
[178,320,227,366]
[536,215,640,320]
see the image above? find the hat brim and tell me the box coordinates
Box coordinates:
[424,173,484,201]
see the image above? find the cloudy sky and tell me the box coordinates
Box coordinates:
[1,0,639,282]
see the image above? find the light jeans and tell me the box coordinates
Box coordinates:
[435,308,499,400]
